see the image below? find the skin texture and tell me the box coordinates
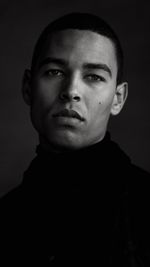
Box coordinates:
[22,29,128,152]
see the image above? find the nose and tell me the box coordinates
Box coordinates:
[59,74,81,103]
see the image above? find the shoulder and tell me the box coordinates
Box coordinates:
[128,164,150,209]
[128,164,150,199]
[1,184,22,201]
[129,163,150,176]
[127,165,150,260]
[0,183,25,215]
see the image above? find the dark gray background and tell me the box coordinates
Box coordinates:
[0,0,150,196]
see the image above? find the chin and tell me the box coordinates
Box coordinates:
[50,137,80,150]
[47,130,84,151]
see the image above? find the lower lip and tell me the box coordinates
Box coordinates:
[53,116,82,125]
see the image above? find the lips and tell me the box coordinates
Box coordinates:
[53,109,84,121]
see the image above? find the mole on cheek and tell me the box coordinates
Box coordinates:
[99,102,102,105]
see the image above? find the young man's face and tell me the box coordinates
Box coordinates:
[23,29,126,151]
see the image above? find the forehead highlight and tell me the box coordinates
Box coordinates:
[42,29,116,55]
[37,30,117,75]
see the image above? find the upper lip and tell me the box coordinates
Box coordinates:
[53,109,85,121]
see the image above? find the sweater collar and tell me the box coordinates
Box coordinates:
[35,131,111,160]
[23,131,130,196]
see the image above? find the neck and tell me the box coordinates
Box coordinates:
[38,132,109,155]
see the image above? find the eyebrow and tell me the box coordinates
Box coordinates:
[83,63,112,77]
[39,57,67,69]
[39,57,112,77]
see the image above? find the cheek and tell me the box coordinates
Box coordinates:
[30,83,55,128]
[31,80,58,108]
[89,89,115,119]
[99,86,115,108]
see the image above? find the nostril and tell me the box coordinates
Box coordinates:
[59,92,71,102]
[73,95,80,101]
[60,92,68,100]
[59,92,80,102]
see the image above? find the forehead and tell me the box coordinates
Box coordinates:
[38,29,117,73]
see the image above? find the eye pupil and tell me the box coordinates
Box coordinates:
[52,70,60,75]
[93,75,98,80]
[46,69,63,77]
[87,74,104,81]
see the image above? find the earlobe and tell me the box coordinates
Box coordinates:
[22,69,32,106]
[111,82,128,116]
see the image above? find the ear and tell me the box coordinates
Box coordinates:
[111,82,128,116]
[22,69,32,106]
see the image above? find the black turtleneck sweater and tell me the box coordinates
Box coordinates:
[1,133,150,266]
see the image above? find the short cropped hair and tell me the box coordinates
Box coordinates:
[31,12,124,85]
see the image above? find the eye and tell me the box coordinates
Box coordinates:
[45,69,64,77]
[85,74,106,82]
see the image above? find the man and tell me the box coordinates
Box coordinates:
[1,13,150,266]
